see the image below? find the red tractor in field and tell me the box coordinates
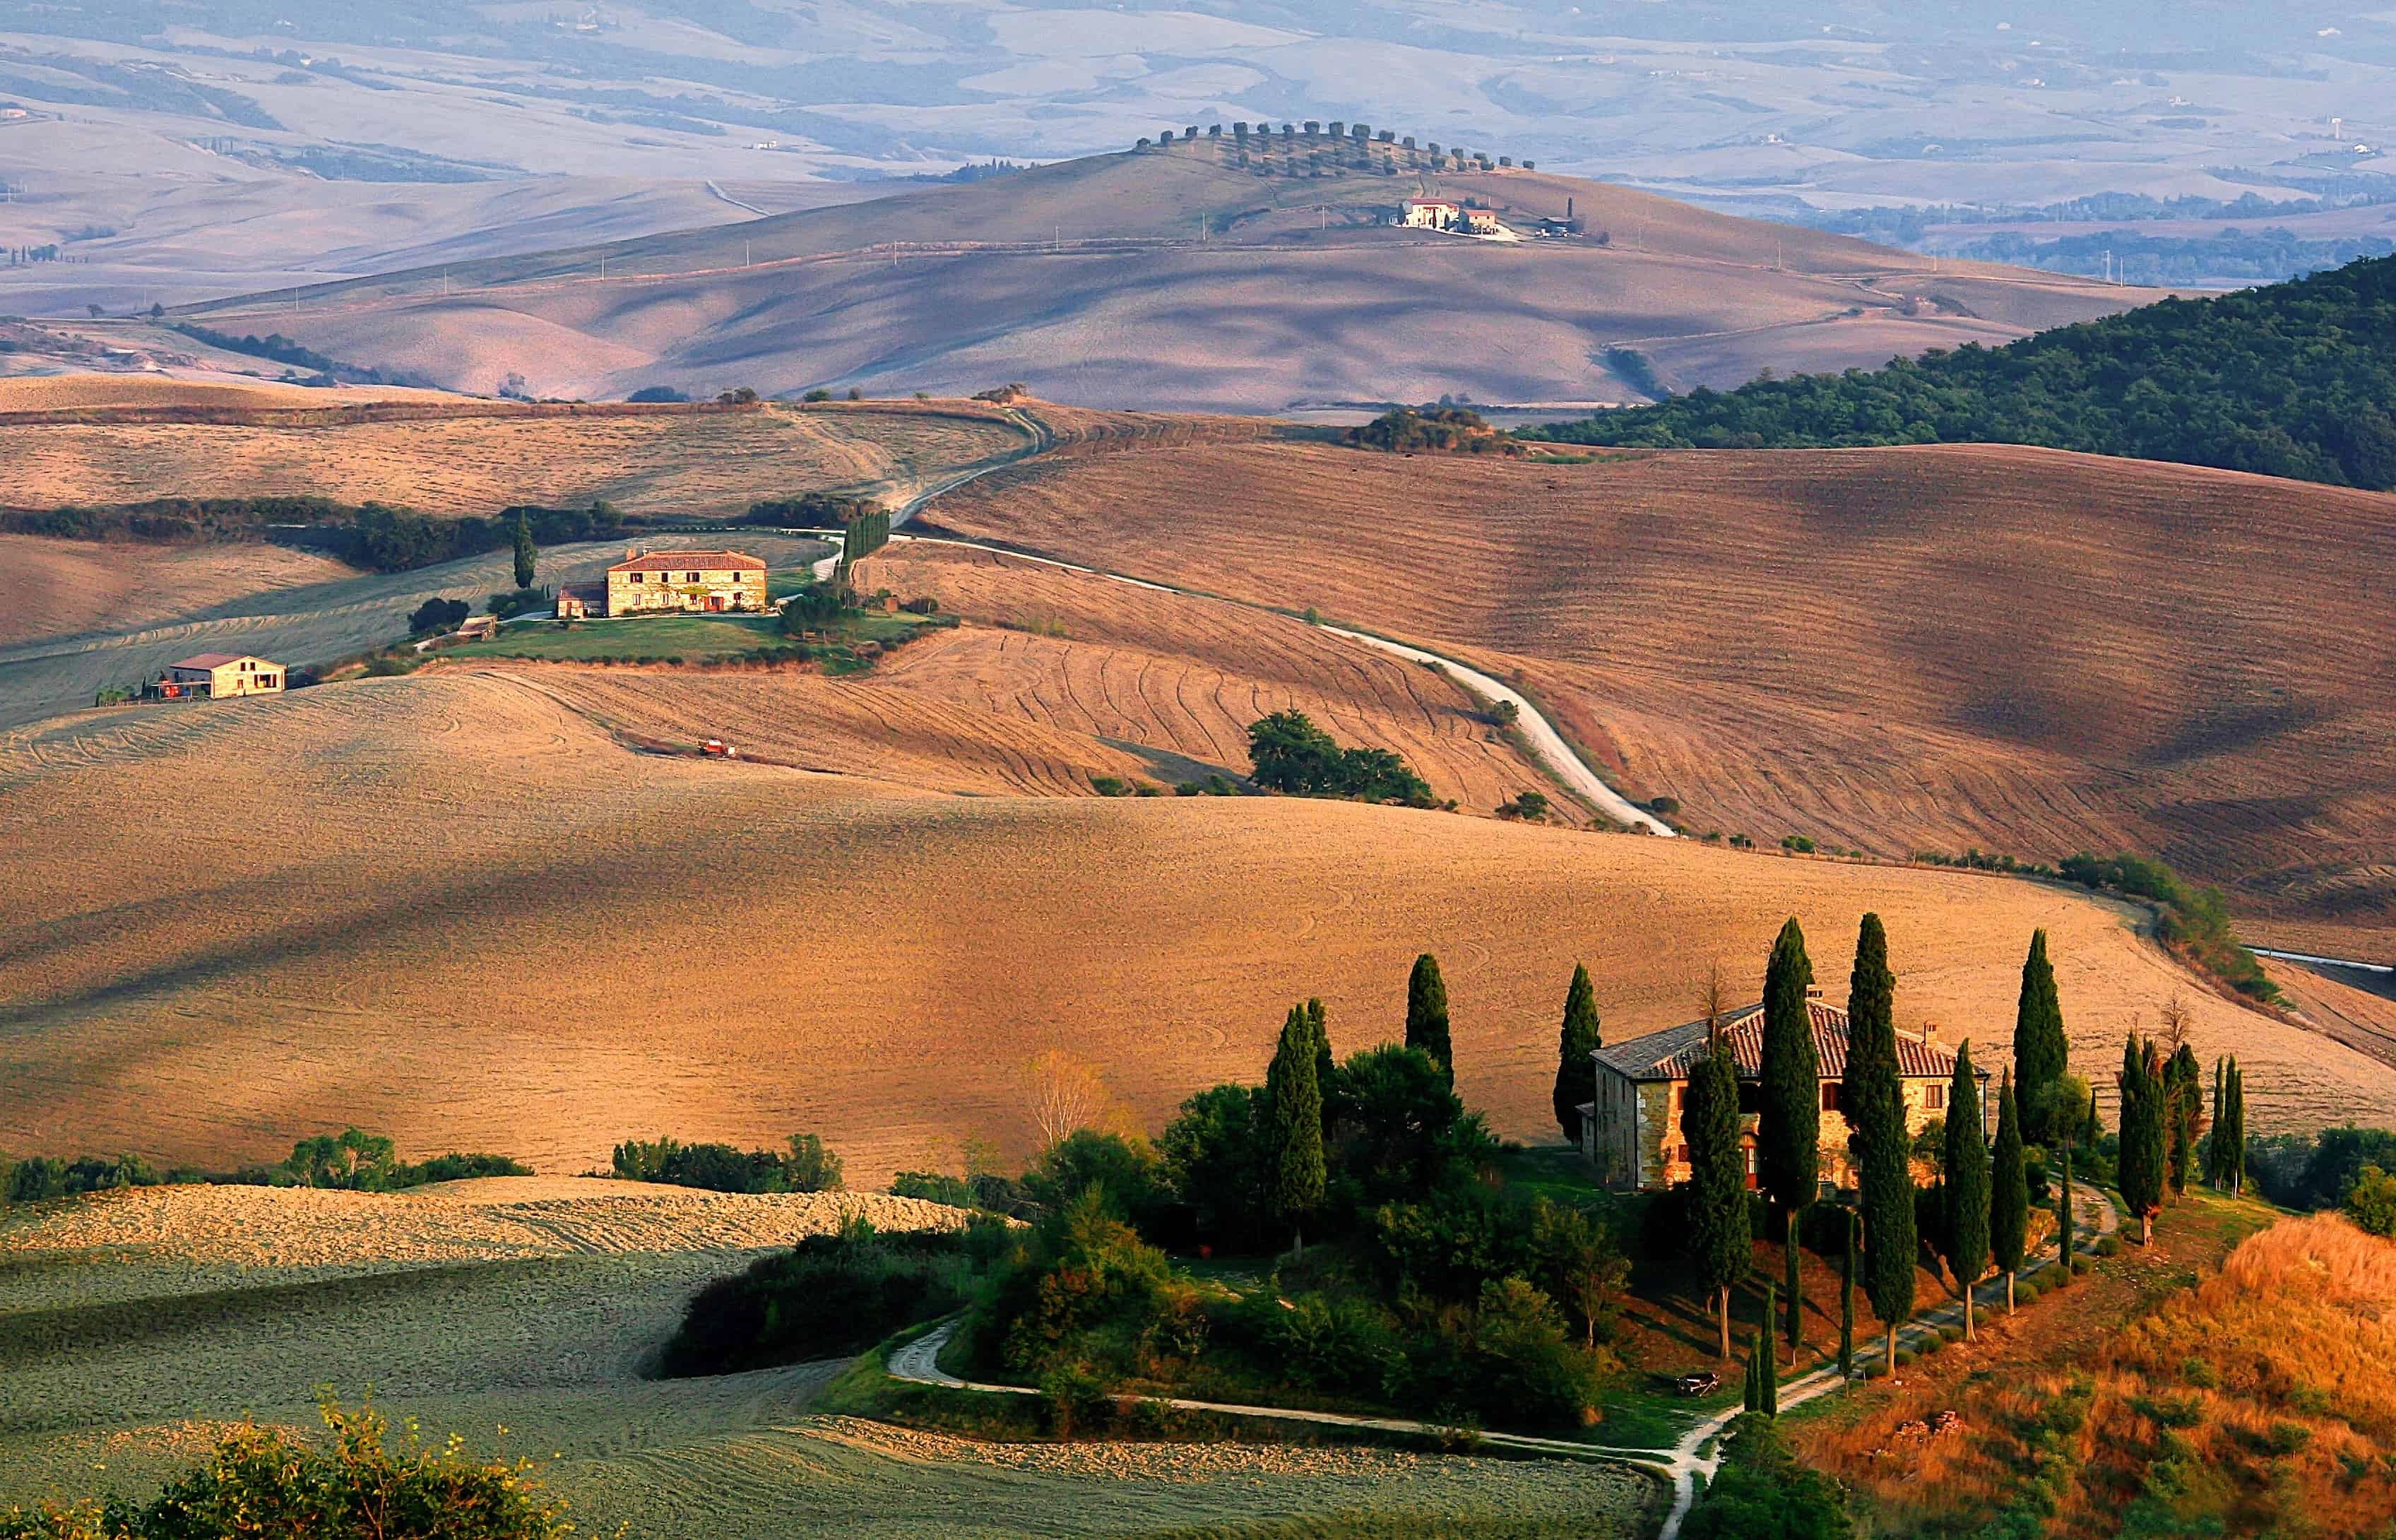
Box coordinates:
[701,738,737,760]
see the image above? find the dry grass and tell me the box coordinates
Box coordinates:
[923,438,2396,955]
[0,672,2375,1188]
[0,401,1026,519]
[1796,1209,2396,1539]
[184,147,2152,410]
[0,534,356,648]
[0,374,447,412]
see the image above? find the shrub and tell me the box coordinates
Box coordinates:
[1021,1130,1170,1230]
[1247,710,1433,807]
[1680,1412,1854,1540]
[658,1217,990,1376]
[0,1399,567,1540]
[1495,791,1550,822]
[1091,776,1132,797]
[611,1133,844,1194]
[1940,1324,1964,1344]
[2342,1163,2396,1237]
[408,596,469,635]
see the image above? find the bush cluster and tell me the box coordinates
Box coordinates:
[1344,406,1523,456]
[1,1130,527,1204]
[2057,851,2278,1000]
[658,1216,1000,1377]
[610,1133,843,1195]
[1247,710,1433,807]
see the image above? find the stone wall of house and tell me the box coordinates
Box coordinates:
[1596,1072,1971,1193]
[606,569,769,616]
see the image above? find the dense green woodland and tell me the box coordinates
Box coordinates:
[1530,254,2396,492]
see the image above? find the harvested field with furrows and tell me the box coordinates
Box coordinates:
[0,374,453,413]
[0,673,2376,1191]
[0,400,1028,519]
[0,533,356,648]
[921,439,2396,955]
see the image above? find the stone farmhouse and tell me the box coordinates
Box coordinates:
[150,652,284,700]
[1396,198,1505,235]
[555,549,769,619]
[1577,985,1990,1193]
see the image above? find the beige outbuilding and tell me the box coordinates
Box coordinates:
[156,653,285,700]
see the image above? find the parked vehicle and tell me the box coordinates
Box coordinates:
[701,738,737,759]
[1673,1370,1720,1397]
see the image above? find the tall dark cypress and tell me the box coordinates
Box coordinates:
[1990,1070,2028,1313]
[1307,997,1335,1135]
[1683,1020,1750,1362]
[1945,1042,1990,1339]
[1267,1004,1325,1256]
[2117,1036,2165,1246]
[1756,1281,1779,1415]
[2226,1060,2247,1197]
[1783,1214,1803,1362]
[2207,1056,2228,1189]
[2166,1042,2202,1197]
[2014,930,2069,1144]
[1405,954,1452,1075]
[1846,913,1914,1375]
[1553,963,1603,1144]
[1757,918,1819,1249]
[511,509,537,591]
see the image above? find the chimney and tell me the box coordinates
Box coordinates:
[1805,983,1825,1000]
[626,546,638,562]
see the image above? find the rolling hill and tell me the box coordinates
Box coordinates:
[915,435,2396,957]
[0,670,2376,1188]
[179,140,2159,411]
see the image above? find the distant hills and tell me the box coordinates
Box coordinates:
[1533,254,2396,492]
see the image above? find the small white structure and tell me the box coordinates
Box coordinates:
[1399,197,1461,229]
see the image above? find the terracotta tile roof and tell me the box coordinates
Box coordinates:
[609,551,767,574]
[170,653,250,669]
[1591,998,1981,1084]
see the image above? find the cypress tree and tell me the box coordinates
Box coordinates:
[1945,1042,1990,1339]
[1990,1070,2028,1313]
[1756,1281,1779,1415]
[2117,1036,2166,1246]
[1405,954,1452,1074]
[1757,917,1819,1353]
[511,509,536,591]
[1838,1205,1856,1383]
[1743,1331,1762,1413]
[1553,963,1603,1144]
[2057,1139,2075,1280]
[2079,1078,2101,1152]
[2166,1042,2201,1197]
[1683,1021,1750,1361]
[2207,1056,2227,1189]
[2014,930,2068,1144]
[2226,1059,2247,1197]
[1267,1003,1326,1256]
[1307,997,1335,1135]
[1783,1211,1803,1361]
[1846,914,1914,1376]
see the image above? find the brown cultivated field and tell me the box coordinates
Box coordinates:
[0,673,2377,1190]
[0,534,356,648]
[0,400,1028,519]
[0,374,451,413]
[923,439,2396,956]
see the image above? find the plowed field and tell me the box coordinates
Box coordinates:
[0,533,355,648]
[0,673,2373,1190]
[920,439,2396,955]
[0,401,1027,519]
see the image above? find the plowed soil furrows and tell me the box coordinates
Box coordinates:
[923,440,2396,954]
[859,545,1555,815]
[0,674,2378,1187]
[0,403,1024,519]
[0,534,357,648]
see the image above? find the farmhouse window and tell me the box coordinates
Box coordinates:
[1821,1082,1842,1112]
[1926,1083,1947,1110]
[686,571,701,583]
[631,572,646,582]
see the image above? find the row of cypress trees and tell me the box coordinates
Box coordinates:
[2116,1033,2225,1244]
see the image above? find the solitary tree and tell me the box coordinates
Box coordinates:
[2014,930,2069,1144]
[511,510,537,590]
[1845,913,1914,1375]
[1267,1004,1326,1255]
[2117,1036,2166,1245]
[1990,1070,2028,1313]
[1553,963,1602,1144]
[1944,1042,1990,1339]
[1757,916,1819,1356]
[1406,953,1452,1074]
[1683,1007,1749,1362]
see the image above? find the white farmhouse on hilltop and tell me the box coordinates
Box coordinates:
[1397,199,1508,237]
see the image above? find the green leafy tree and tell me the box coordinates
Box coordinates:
[1683,1017,1750,1361]
[1553,962,1602,1143]
[1406,953,1452,1074]
[1990,1070,2028,1312]
[1531,1197,1628,1349]
[2118,1036,2166,1245]
[1844,913,1914,1374]
[1267,1003,1326,1255]
[511,509,536,590]
[1680,1414,1854,1540]
[2013,930,2069,1144]
[1756,916,1817,1354]
[1943,1042,1990,1338]
[2344,1163,2396,1238]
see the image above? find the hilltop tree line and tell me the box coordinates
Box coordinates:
[0,495,629,574]
[1527,253,2396,492]
[1133,120,1531,174]
[1,1127,526,1204]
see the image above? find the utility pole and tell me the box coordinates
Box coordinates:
[744,239,750,267]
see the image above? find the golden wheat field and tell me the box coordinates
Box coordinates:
[0,533,357,648]
[0,398,1028,519]
[0,671,2373,1189]
[922,439,2396,956]
[0,1179,1651,1538]
[0,374,452,413]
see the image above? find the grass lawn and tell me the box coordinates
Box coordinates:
[447,613,785,662]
